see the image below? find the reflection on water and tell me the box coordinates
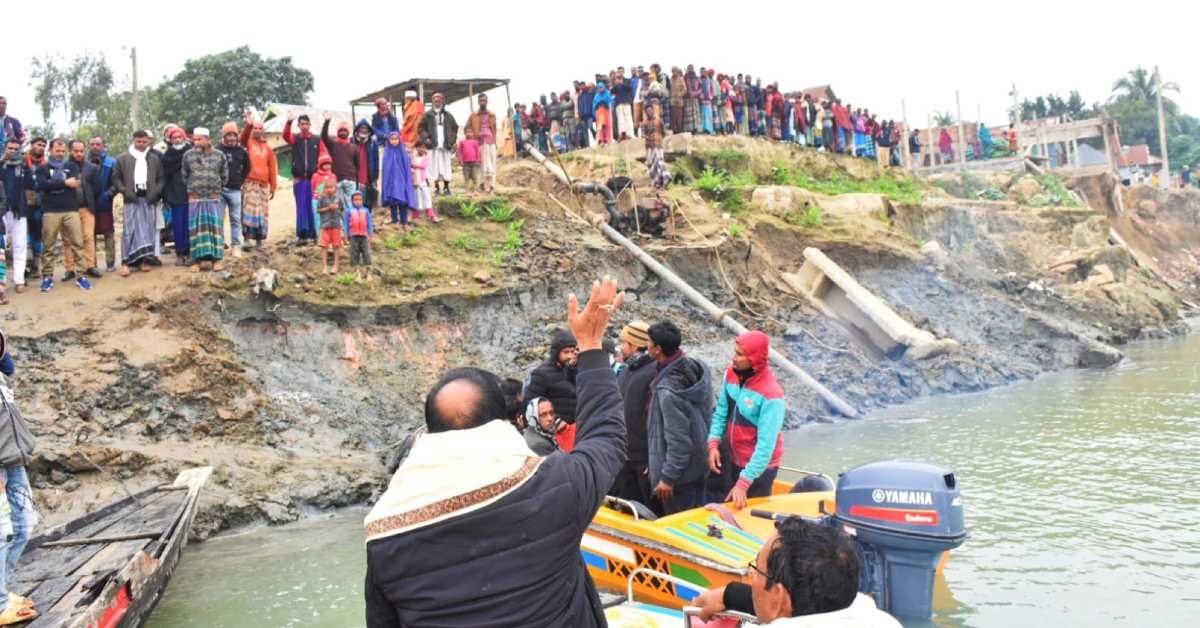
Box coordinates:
[148,335,1200,628]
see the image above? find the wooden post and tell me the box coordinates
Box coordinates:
[418,82,426,106]
[926,113,934,168]
[955,90,965,165]
[468,83,475,113]
[901,99,912,171]
[504,81,513,117]
[1102,119,1114,173]
[1154,65,1170,188]
[130,47,139,130]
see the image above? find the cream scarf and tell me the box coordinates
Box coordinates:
[364,420,543,542]
[127,144,149,189]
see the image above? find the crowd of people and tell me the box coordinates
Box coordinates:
[363,276,900,627]
[505,64,911,175]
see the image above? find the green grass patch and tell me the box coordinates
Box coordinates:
[457,199,482,219]
[727,221,746,238]
[768,167,923,205]
[1028,174,1080,207]
[451,234,486,252]
[334,273,356,286]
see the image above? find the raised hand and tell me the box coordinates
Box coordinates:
[567,276,623,352]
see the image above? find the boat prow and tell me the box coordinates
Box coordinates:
[15,466,213,627]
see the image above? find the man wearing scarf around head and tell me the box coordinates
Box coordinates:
[706,330,786,510]
[111,130,164,275]
[180,127,228,272]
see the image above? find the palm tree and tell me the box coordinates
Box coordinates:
[932,111,955,126]
[1111,66,1179,105]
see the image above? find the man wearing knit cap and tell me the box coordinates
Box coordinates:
[320,112,360,217]
[181,127,228,272]
[612,320,655,505]
[217,122,249,257]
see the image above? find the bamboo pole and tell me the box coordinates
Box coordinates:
[1154,65,1170,189]
[527,147,859,418]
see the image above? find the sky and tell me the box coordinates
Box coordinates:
[3,0,1197,136]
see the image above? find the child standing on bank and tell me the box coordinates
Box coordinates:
[315,183,343,275]
[411,142,440,223]
[344,190,374,284]
[457,128,481,195]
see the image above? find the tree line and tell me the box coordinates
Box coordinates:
[27,46,313,144]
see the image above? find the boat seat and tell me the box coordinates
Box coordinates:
[604,496,659,521]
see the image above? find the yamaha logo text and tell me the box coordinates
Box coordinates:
[871,489,934,505]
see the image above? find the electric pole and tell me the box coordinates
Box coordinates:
[1154,65,1169,189]
[130,47,140,130]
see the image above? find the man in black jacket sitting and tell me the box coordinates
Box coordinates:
[364,277,626,628]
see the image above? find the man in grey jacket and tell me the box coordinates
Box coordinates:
[0,329,38,623]
[646,321,713,515]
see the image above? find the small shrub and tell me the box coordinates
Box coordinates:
[783,210,801,225]
[695,167,725,195]
[800,205,823,227]
[486,199,517,222]
[727,222,746,238]
[383,235,402,251]
[458,200,481,219]
[720,192,747,214]
[334,273,356,286]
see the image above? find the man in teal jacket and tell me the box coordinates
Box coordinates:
[708,330,786,509]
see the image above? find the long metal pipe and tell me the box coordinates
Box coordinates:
[526,148,859,418]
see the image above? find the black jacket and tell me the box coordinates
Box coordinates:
[617,351,656,465]
[527,330,579,423]
[419,108,459,151]
[72,158,98,210]
[161,143,191,206]
[33,160,82,213]
[218,144,250,190]
[364,349,626,627]
[647,354,712,487]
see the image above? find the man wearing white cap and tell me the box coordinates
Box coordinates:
[180,127,228,272]
[401,91,424,147]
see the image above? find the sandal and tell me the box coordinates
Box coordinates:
[0,604,38,624]
[7,594,32,610]
[189,264,200,273]
[119,266,131,277]
[140,262,151,272]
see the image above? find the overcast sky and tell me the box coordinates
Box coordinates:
[4,0,1196,135]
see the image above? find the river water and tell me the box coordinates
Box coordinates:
[147,334,1200,628]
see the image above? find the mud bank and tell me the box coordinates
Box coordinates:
[17,137,1197,537]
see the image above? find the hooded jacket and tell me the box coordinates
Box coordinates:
[352,119,379,186]
[708,331,785,489]
[522,396,559,456]
[647,353,712,488]
[363,349,625,628]
[0,331,36,469]
[2,158,31,218]
[526,330,579,424]
[321,119,360,182]
[616,351,656,465]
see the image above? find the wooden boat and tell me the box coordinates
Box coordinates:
[14,467,212,627]
[585,471,833,610]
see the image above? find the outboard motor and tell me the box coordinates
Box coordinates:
[830,460,968,619]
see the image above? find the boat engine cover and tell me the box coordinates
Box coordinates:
[830,460,968,619]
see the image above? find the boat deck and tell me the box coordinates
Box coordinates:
[15,468,210,627]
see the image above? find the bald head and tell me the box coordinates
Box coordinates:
[424,367,507,433]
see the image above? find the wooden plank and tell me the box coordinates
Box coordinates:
[22,576,81,615]
[26,574,92,628]
[25,487,161,552]
[43,532,163,548]
[73,539,152,577]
